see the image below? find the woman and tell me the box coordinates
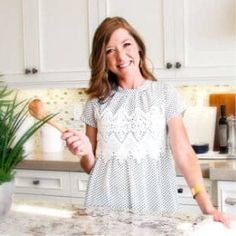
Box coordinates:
[63,17,229,225]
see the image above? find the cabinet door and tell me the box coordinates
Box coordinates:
[97,0,176,80]
[3,0,97,88]
[37,1,89,73]
[0,0,25,76]
[174,0,236,82]
[0,0,47,83]
[70,172,89,198]
[218,181,236,215]
[25,0,93,86]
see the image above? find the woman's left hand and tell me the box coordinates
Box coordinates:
[210,208,231,227]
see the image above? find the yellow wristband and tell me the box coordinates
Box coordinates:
[191,184,203,199]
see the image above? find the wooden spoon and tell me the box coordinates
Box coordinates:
[28,99,67,133]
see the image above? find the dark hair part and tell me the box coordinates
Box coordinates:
[86,16,156,101]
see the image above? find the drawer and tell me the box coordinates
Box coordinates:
[218,181,236,215]
[14,170,71,197]
[70,172,89,198]
[176,177,212,205]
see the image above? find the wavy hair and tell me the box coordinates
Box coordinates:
[86,17,156,101]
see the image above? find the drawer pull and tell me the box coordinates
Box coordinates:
[177,188,183,194]
[225,198,236,206]
[25,68,31,74]
[175,62,182,69]
[32,68,38,74]
[32,180,40,185]
[166,62,173,69]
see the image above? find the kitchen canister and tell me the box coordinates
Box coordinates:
[13,117,34,155]
[41,124,63,153]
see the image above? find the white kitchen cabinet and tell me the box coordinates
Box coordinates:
[176,176,213,213]
[0,1,25,77]
[1,0,235,88]
[1,0,97,88]
[70,172,89,204]
[217,181,236,215]
[98,0,236,85]
[174,0,236,84]
[14,169,89,204]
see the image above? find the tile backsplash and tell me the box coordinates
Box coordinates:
[177,85,236,106]
[13,84,236,152]
[14,88,87,151]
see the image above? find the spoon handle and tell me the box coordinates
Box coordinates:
[47,119,67,133]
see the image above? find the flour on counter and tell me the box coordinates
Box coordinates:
[191,216,236,236]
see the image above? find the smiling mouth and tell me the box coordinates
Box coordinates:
[117,61,132,69]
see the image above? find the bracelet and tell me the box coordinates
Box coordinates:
[191,184,203,199]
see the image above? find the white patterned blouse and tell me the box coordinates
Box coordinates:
[80,80,186,213]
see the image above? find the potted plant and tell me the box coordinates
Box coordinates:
[0,83,55,217]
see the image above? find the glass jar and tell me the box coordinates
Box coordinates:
[227,116,236,157]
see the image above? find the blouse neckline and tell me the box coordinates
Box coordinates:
[117,80,151,93]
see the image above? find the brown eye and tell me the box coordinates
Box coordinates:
[124,42,131,47]
[106,48,114,55]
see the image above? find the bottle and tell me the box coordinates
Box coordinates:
[218,105,228,154]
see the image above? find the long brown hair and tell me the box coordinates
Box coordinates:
[86,17,156,101]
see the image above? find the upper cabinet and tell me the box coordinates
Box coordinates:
[1,0,98,88]
[0,1,25,80]
[174,0,236,84]
[98,0,236,85]
[1,0,235,88]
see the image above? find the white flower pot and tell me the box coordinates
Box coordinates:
[0,181,15,217]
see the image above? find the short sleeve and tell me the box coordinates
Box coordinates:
[164,83,186,122]
[80,99,98,128]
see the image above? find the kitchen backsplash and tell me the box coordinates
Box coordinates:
[13,84,236,152]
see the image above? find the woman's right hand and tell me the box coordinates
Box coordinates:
[62,129,93,157]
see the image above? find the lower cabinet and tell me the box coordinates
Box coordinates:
[70,172,89,204]
[14,169,89,205]
[14,170,217,213]
[217,181,236,215]
[176,176,213,214]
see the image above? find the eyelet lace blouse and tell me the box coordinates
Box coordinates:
[80,80,186,214]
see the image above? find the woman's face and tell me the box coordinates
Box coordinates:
[105,28,141,80]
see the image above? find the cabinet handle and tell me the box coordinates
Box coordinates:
[166,62,173,69]
[177,188,183,194]
[175,62,182,69]
[25,68,31,74]
[32,68,38,74]
[32,180,40,185]
[225,198,236,205]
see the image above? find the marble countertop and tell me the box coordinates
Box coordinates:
[1,200,232,236]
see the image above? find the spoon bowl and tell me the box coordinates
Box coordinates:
[28,99,67,133]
